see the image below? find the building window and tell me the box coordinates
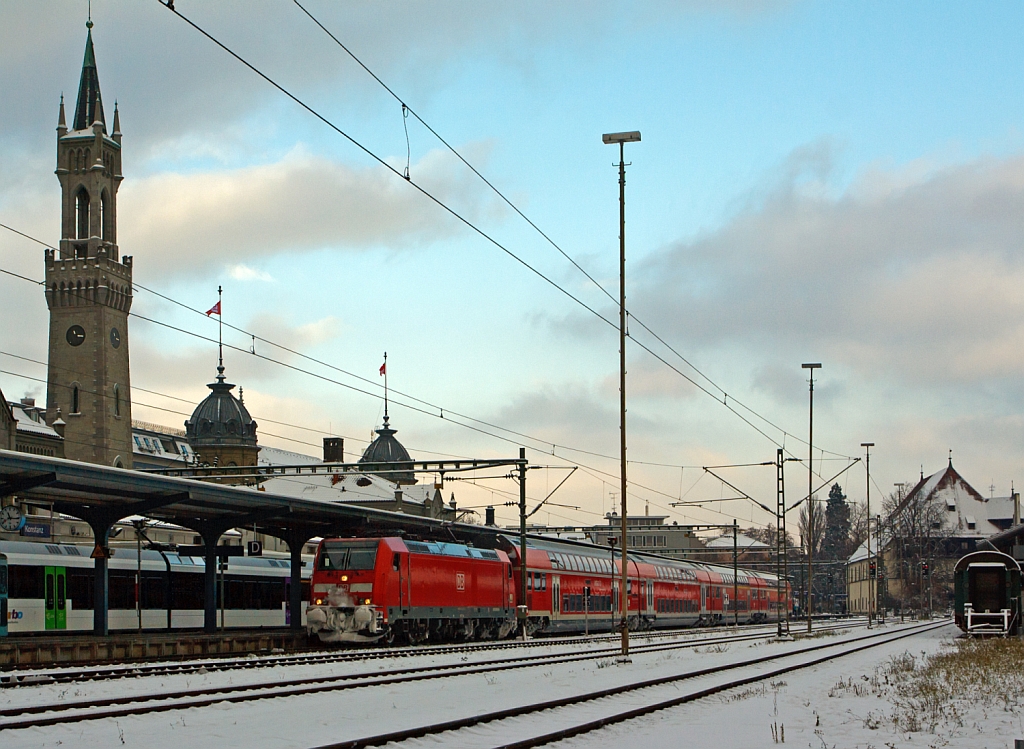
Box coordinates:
[113,384,121,418]
[76,188,90,239]
[100,190,109,240]
[71,384,80,414]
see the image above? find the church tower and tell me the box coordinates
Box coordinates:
[45,21,133,468]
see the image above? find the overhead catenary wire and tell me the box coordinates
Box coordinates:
[287,2,854,463]
[154,2,854,463]
[1,250,830,528]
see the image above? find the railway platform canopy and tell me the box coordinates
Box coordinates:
[0,449,516,636]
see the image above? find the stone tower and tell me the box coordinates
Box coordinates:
[45,21,133,468]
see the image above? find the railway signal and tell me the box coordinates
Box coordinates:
[921,561,929,577]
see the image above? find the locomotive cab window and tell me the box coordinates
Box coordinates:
[319,541,378,571]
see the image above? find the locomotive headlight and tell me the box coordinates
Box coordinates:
[364,598,371,605]
[341,575,348,582]
[315,597,324,605]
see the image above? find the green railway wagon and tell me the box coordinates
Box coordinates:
[954,551,1021,636]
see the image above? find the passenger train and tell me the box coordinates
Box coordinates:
[305,534,791,644]
[0,541,311,634]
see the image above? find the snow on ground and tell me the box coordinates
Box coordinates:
[0,622,971,749]
[556,621,1016,749]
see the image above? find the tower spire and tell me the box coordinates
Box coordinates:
[74,16,104,132]
[57,93,67,134]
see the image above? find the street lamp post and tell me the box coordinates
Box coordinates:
[802,362,821,634]
[861,442,874,627]
[603,129,641,660]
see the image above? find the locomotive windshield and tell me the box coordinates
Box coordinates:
[319,541,378,571]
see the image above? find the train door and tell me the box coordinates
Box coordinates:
[700,584,707,615]
[44,566,67,631]
[551,576,560,618]
[645,580,654,615]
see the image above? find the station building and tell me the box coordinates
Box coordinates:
[846,459,1018,615]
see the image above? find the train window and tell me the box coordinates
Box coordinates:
[320,541,378,571]
[527,573,533,591]
[393,554,401,571]
[8,565,44,599]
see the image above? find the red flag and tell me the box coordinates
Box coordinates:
[379,361,386,376]
[206,301,221,317]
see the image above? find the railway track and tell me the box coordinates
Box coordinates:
[306,620,949,749]
[2,618,846,687]
[0,621,864,731]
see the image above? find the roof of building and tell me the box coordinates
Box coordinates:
[184,367,258,450]
[706,532,769,549]
[73,25,105,132]
[9,401,61,439]
[896,460,1011,538]
[358,415,415,484]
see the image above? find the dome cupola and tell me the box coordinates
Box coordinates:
[358,414,415,485]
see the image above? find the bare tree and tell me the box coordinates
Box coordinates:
[848,500,869,554]
[882,482,947,614]
[798,494,824,557]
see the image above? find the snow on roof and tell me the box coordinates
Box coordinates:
[259,468,436,507]
[258,445,320,466]
[898,462,1002,539]
[10,403,61,438]
[706,532,769,549]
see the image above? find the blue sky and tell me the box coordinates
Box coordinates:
[3,0,1024,530]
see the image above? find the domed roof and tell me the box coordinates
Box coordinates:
[358,415,415,484]
[185,368,258,448]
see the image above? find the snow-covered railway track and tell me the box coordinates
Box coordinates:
[0,623,861,732]
[307,620,949,749]
[1,619,827,688]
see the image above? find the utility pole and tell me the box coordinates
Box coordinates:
[802,362,821,633]
[518,447,528,640]
[733,519,739,627]
[603,129,640,661]
[776,448,790,637]
[861,442,874,627]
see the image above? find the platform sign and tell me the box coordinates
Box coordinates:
[21,521,51,539]
[247,541,262,557]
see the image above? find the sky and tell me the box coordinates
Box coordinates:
[2,0,1024,534]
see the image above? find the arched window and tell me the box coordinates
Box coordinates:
[100,191,108,240]
[71,384,80,414]
[113,383,121,417]
[76,188,90,239]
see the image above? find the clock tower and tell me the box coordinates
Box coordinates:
[45,21,133,468]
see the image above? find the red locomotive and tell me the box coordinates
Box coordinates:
[306,534,791,644]
[305,537,516,643]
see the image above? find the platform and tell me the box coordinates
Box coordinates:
[0,628,309,667]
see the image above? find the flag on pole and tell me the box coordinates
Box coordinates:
[379,361,386,376]
[205,300,221,317]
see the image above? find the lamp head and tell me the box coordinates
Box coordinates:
[602,131,641,144]
[801,362,822,370]
[861,442,874,448]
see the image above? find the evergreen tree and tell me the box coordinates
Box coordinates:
[822,483,851,561]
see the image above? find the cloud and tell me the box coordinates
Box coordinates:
[229,264,274,282]
[633,147,1024,388]
[118,146,497,277]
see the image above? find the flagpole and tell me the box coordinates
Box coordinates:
[217,285,224,379]
[383,351,388,421]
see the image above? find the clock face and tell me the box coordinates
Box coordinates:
[110,327,121,349]
[66,324,86,347]
[0,504,25,533]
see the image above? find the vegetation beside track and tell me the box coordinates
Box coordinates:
[830,634,1024,736]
